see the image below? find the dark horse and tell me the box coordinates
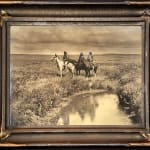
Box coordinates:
[65,59,98,77]
[66,58,98,77]
[75,60,98,77]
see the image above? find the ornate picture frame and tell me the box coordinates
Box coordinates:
[0,0,149,146]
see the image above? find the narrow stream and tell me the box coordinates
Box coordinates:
[56,93,132,126]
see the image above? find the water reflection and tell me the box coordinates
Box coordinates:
[56,93,132,126]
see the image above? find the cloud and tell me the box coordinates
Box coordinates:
[10,25,142,55]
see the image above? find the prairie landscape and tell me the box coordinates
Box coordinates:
[10,53,143,127]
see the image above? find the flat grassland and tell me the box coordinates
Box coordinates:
[11,54,142,127]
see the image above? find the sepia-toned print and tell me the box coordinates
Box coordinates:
[10,25,143,127]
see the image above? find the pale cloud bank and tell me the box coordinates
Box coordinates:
[10,25,142,55]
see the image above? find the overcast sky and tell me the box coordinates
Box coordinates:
[10,25,142,55]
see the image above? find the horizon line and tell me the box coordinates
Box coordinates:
[11,53,141,55]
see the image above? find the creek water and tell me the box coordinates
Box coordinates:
[56,92,132,126]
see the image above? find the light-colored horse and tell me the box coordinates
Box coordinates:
[64,60,76,78]
[51,54,75,78]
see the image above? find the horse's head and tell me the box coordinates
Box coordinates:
[50,54,58,61]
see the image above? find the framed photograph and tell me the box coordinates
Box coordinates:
[0,0,150,146]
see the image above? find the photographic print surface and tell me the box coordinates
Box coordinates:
[10,24,143,127]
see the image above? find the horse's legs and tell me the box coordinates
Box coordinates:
[60,70,63,78]
[73,68,76,78]
[76,70,78,75]
[88,70,90,77]
[94,71,96,77]
[87,69,90,77]
[72,72,74,78]
[76,68,78,75]
[94,66,97,77]
[94,69,96,77]
[71,69,74,78]
[66,66,75,78]
[91,68,95,77]
[87,68,92,77]
[85,70,88,77]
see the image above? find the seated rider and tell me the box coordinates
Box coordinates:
[87,51,94,68]
[63,51,69,62]
[63,51,77,66]
[87,51,93,62]
[63,51,69,69]
[78,52,85,65]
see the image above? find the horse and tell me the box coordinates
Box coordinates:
[64,60,76,78]
[75,60,98,77]
[51,54,75,78]
[86,61,98,77]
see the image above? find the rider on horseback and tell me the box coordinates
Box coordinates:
[63,51,69,70]
[87,51,94,68]
[63,51,69,62]
[78,52,85,65]
[87,51,93,62]
[63,51,77,66]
